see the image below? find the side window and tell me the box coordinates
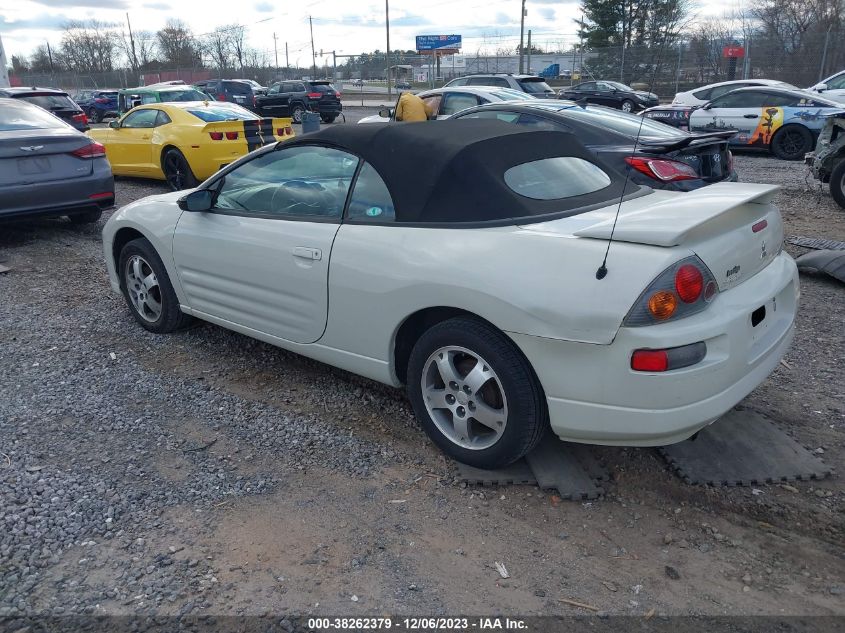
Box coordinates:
[761,92,801,107]
[213,145,358,220]
[347,163,396,222]
[139,94,158,105]
[459,110,520,123]
[692,87,712,100]
[466,77,491,86]
[295,83,307,92]
[595,82,612,92]
[155,110,172,126]
[708,83,747,100]
[828,74,845,90]
[121,109,160,128]
[578,82,596,91]
[517,113,570,131]
[491,77,510,88]
[709,90,768,108]
[440,93,481,116]
[268,83,281,94]
[449,77,468,86]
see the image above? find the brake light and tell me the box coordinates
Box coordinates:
[335,91,341,97]
[624,156,698,181]
[71,141,106,159]
[307,92,322,98]
[675,264,703,303]
[631,342,707,372]
[209,132,224,140]
[624,256,718,327]
[217,95,227,101]
[72,112,89,125]
[225,131,238,140]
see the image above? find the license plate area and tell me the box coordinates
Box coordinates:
[18,156,50,175]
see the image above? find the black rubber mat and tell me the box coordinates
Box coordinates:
[786,235,845,251]
[796,249,845,284]
[455,434,608,500]
[660,409,832,486]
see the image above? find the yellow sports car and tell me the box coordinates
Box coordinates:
[88,101,294,190]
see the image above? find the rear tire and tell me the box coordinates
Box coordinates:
[320,114,337,123]
[406,316,547,469]
[90,109,103,124]
[620,99,636,113]
[118,237,193,333]
[291,104,305,124]
[68,209,103,224]
[162,148,198,191]
[830,159,845,209]
[771,125,813,160]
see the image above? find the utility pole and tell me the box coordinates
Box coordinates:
[819,24,832,82]
[518,0,526,73]
[332,50,337,81]
[526,30,532,74]
[126,13,138,73]
[385,0,392,98]
[46,40,54,74]
[620,0,626,83]
[0,33,9,88]
[273,33,279,69]
[309,16,317,79]
[285,42,289,79]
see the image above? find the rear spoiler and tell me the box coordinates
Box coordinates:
[638,130,736,153]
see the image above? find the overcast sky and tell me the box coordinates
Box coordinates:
[2,0,733,64]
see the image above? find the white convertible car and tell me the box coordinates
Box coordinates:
[103,121,799,469]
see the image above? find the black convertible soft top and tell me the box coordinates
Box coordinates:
[285,119,637,224]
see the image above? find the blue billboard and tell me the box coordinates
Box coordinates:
[416,35,462,51]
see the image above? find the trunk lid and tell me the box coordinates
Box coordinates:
[571,183,782,290]
[639,131,734,181]
[0,129,94,186]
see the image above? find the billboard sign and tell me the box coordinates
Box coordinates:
[723,46,745,58]
[416,35,462,52]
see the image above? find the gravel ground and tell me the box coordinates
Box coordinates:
[0,137,843,620]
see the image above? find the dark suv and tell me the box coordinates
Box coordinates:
[255,80,342,123]
[193,80,258,111]
[72,90,118,123]
[443,74,556,98]
[0,87,89,131]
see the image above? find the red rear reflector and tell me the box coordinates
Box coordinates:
[675,264,704,303]
[752,219,768,233]
[225,131,238,140]
[71,142,106,158]
[88,192,113,200]
[209,132,224,140]
[631,350,668,372]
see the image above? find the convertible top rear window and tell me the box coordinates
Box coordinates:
[505,157,612,200]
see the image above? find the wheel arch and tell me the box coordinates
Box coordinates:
[111,226,149,275]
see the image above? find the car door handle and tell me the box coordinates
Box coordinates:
[292,246,322,261]
[743,114,759,119]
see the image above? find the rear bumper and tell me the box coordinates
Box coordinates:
[0,161,114,220]
[508,252,799,446]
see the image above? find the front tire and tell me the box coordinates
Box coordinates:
[118,237,193,333]
[771,125,813,160]
[162,148,198,191]
[291,104,305,124]
[406,317,547,469]
[620,99,636,113]
[829,159,845,209]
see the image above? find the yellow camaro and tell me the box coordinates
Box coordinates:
[88,101,294,190]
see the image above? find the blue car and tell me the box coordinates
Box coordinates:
[688,86,845,160]
[72,90,119,123]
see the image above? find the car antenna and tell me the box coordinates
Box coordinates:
[596,38,671,281]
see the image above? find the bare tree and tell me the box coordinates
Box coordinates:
[28,45,57,73]
[135,31,158,69]
[229,25,247,76]
[58,20,118,73]
[203,26,233,71]
[10,55,29,74]
[157,19,201,68]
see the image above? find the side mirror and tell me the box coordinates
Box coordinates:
[814,82,828,92]
[702,102,713,111]
[178,189,213,212]
[109,120,120,129]
[378,107,390,118]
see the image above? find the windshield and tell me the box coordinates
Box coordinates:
[491,89,535,101]
[161,89,209,102]
[309,83,337,93]
[17,94,76,110]
[557,105,685,139]
[0,101,67,130]
[187,105,259,121]
[518,79,553,94]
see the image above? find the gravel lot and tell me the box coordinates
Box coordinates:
[1,121,843,621]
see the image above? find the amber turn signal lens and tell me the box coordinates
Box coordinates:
[647,291,677,320]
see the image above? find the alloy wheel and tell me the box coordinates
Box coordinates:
[621,100,633,113]
[777,130,804,158]
[124,255,162,323]
[421,346,508,450]
[164,153,188,190]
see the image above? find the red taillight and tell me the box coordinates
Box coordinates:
[225,131,238,140]
[217,95,227,101]
[209,132,224,140]
[71,141,106,159]
[625,156,698,182]
[335,91,341,97]
[307,92,322,98]
[631,350,668,372]
[72,112,88,125]
[675,264,703,304]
